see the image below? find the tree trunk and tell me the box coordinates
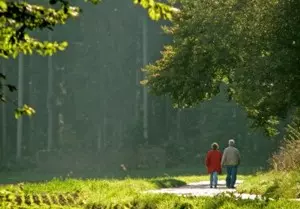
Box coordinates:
[97,124,102,152]
[28,80,33,153]
[117,120,123,150]
[165,97,169,139]
[17,54,24,161]
[176,109,181,141]
[47,32,53,151]
[135,33,141,122]
[135,57,141,121]
[58,112,64,148]
[1,61,7,163]
[28,57,34,155]
[142,16,148,141]
[103,112,107,150]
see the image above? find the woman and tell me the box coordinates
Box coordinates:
[205,142,222,188]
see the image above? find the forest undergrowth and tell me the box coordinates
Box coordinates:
[237,119,300,200]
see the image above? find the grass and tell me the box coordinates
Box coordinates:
[0,165,259,185]
[237,170,300,199]
[0,172,298,209]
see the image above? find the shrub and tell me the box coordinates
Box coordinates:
[271,120,300,171]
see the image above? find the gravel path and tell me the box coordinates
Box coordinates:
[147,180,261,200]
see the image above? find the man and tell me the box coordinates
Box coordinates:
[221,139,241,189]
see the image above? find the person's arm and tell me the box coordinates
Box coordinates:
[237,149,241,165]
[205,151,210,167]
[219,151,223,174]
[221,149,227,166]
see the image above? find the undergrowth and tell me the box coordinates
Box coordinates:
[237,170,300,199]
[270,112,300,172]
[237,117,300,199]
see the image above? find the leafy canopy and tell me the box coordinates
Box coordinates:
[143,0,300,136]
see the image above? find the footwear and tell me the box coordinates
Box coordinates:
[210,185,213,188]
[230,186,236,189]
[214,185,217,188]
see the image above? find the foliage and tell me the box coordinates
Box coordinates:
[0,0,172,58]
[0,0,174,118]
[134,0,179,21]
[14,104,36,119]
[0,0,95,118]
[271,110,300,171]
[0,0,82,59]
[1,72,35,118]
[143,0,300,136]
[238,113,300,199]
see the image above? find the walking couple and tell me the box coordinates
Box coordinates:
[205,139,240,189]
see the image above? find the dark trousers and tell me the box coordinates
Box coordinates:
[226,165,238,188]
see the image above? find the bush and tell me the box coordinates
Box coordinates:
[271,122,300,171]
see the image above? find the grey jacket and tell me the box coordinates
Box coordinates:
[221,146,241,166]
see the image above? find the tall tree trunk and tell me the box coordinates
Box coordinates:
[118,120,123,149]
[176,109,181,142]
[1,61,7,163]
[47,32,53,151]
[57,66,65,148]
[232,107,236,118]
[135,57,141,121]
[97,124,102,152]
[165,97,169,139]
[17,54,24,161]
[28,57,34,155]
[103,110,107,150]
[142,16,148,141]
[135,33,141,122]
[58,112,64,148]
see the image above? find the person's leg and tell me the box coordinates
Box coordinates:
[213,171,218,188]
[230,166,238,188]
[210,173,213,188]
[226,166,232,188]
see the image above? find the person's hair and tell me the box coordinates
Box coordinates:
[228,139,235,146]
[211,142,219,150]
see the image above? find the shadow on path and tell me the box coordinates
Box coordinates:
[147,180,244,197]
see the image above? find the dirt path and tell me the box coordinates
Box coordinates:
[147,180,261,200]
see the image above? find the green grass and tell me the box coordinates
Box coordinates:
[237,170,300,199]
[0,165,260,185]
[0,173,299,208]
[84,194,300,209]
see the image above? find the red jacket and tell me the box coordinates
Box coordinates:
[205,150,222,174]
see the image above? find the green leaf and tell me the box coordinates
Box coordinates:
[0,0,7,12]
[15,104,36,119]
[14,110,22,119]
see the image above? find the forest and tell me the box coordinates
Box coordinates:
[0,0,279,174]
[0,0,299,208]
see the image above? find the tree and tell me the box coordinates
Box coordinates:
[143,0,300,135]
[0,0,175,117]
